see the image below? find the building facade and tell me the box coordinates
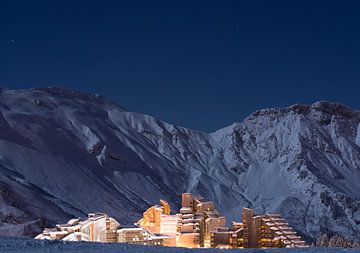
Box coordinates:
[35,213,120,243]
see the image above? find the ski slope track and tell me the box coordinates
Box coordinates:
[0,87,360,242]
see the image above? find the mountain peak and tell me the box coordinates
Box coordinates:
[248,101,358,120]
[1,88,360,242]
[0,86,127,112]
[310,101,358,117]
[32,86,101,99]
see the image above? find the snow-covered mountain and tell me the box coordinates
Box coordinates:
[1,87,360,242]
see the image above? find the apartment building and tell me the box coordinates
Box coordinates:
[35,213,120,243]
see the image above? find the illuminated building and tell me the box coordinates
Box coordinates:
[35,213,120,242]
[117,227,172,246]
[136,194,307,248]
[135,199,179,246]
[241,208,307,248]
[174,193,227,248]
[136,199,179,236]
[35,193,308,249]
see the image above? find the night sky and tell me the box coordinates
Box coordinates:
[1,1,359,132]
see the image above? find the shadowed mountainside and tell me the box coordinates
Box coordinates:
[0,87,360,242]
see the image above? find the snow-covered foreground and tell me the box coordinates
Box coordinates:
[0,238,358,253]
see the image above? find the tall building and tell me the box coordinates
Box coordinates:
[176,193,227,248]
[241,208,307,248]
[177,194,201,247]
[136,199,179,246]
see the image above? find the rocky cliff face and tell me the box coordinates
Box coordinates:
[0,87,360,241]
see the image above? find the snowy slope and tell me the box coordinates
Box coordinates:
[1,237,360,253]
[0,87,360,241]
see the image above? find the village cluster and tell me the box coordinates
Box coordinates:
[35,193,307,249]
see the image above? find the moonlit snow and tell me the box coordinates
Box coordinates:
[0,237,359,253]
[1,87,360,242]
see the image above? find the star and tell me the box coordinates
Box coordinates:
[128,39,136,48]
[8,39,16,46]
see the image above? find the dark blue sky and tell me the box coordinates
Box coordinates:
[0,1,359,132]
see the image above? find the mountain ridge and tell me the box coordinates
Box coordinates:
[0,87,359,242]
